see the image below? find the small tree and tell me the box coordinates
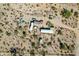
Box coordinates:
[10,47,17,56]
[61,9,71,18]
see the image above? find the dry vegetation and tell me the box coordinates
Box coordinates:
[0,3,79,56]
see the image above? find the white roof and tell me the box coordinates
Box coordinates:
[40,39,43,44]
[29,22,34,31]
[40,29,54,33]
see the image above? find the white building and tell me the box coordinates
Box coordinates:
[29,18,54,34]
[40,28,54,34]
[29,18,43,32]
[29,22,34,32]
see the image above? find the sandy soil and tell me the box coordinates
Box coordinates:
[0,3,79,56]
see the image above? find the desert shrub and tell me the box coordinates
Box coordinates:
[61,9,71,18]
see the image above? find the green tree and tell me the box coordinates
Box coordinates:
[61,9,71,18]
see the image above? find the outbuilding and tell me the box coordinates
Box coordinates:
[40,28,54,34]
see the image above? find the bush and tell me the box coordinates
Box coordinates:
[31,42,35,47]
[10,47,17,56]
[74,11,78,17]
[61,9,71,18]
[6,31,11,36]
[46,21,54,28]
[30,49,35,56]
[0,29,3,33]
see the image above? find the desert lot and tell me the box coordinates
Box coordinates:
[0,3,79,56]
